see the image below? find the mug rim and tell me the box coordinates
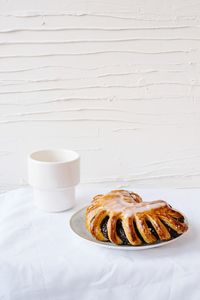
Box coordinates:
[29,148,80,165]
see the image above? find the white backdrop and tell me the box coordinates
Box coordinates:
[0,0,200,192]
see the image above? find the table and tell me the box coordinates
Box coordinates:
[0,185,199,300]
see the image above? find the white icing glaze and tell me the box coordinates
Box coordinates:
[108,190,140,203]
[102,193,167,217]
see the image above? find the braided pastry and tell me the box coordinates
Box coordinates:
[85,190,188,246]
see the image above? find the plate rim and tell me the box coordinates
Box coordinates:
[69,206,189,251]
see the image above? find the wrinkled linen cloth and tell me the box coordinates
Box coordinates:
[0,185,199,300]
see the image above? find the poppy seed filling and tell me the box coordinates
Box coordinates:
[100,214,184,245]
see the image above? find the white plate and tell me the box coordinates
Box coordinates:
[70,207,188,250]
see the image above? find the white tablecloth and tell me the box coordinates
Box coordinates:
[0,185,199,300]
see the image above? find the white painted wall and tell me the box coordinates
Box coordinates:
[0,0,200,192]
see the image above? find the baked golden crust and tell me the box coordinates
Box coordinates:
[85,190,188,246]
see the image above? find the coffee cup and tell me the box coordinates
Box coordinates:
[28,149,80,212]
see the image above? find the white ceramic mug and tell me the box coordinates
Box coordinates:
[28,149,80,212]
